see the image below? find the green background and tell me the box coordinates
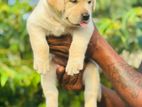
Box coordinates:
[0,0,142,107]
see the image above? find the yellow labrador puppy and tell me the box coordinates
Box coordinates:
[27,0,101,107]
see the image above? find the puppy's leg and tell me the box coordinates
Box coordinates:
[66,21,94,76]
[27,22,50,74]
[83,62,101,107]
[41,61,58,107]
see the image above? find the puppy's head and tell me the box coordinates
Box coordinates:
[63,0,96,27]
[48,0,96,27]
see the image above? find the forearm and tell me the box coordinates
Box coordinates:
[47,26,142,106]
[88,27,142,107]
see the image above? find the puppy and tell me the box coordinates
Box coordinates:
[27,0,101,107]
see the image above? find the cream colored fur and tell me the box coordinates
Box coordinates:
[27,0,101,107]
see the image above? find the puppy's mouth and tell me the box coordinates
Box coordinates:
[79,21,88,27]
[66,17,88,27]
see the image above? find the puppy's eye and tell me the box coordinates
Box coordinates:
[70,0,77,3]
[88,0,92,4]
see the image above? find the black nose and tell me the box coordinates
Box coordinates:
[82,12,90,21]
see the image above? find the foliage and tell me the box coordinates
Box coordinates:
[95,0,142,53]
[0,0,42,107]
[0,0,141,107]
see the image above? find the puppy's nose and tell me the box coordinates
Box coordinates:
[82,12,90,21]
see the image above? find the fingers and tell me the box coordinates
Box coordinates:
[56,65,65,72]
[53,55,85,90]
[56,65,65,83]
[55,64,83,90]
[63,73,83,90]
[47,35,72,46]
[52,56,67,66]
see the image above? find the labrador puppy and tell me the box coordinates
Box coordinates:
[27,0,101,107]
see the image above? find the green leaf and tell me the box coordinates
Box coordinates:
[0,73,8,87]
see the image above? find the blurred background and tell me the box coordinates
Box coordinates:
[0,0,142,107]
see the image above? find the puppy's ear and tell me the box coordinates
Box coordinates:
[48,0,64,12]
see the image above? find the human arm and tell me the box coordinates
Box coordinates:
[47,26,142,107]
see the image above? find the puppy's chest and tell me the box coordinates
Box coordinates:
[46,25,72,37]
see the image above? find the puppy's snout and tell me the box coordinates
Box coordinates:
[81,12,90,21]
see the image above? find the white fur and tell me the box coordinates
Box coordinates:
[41,60,101,107]
[27,0,101,106]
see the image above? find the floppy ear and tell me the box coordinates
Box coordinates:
[48,0,64,12]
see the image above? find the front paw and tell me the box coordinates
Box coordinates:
[66,59,84,75]
[33,57,50,75]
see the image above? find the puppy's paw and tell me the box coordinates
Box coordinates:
[66,59,84,75]
[33,57,50,75]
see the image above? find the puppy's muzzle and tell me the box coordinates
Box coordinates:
[81,12,90,21]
